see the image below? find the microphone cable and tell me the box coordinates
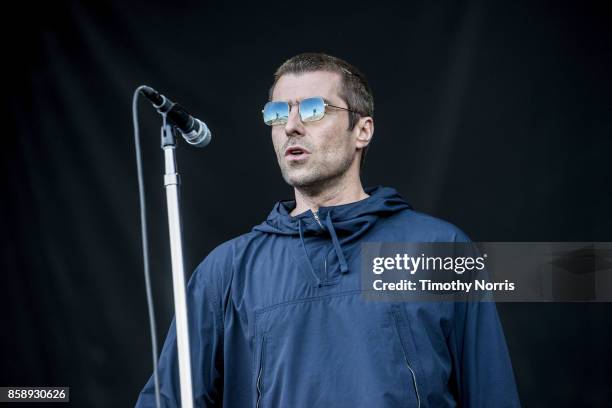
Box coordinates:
[132,85,161,408]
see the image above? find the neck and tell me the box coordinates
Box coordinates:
[290,171,369,216]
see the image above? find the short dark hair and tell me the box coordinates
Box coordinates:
[269,53,374,170]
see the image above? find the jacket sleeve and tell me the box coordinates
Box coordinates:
[446,233,521,407]
[134,248,227,408]
[450,299,521,407]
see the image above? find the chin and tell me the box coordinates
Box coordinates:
[283,169,321,188]
[285,170,343,191]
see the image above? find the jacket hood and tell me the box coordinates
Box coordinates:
[254,185,412,235]
[253,186,412,284]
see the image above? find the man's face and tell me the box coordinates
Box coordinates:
[270,71,357,189]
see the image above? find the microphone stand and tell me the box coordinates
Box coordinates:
[160,114,194,408]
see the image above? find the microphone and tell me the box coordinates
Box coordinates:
[140,86,212,148]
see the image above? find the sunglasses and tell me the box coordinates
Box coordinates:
[262,96,359,126]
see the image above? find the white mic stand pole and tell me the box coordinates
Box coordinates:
[161,114,194,408]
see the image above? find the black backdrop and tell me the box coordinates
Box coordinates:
[3,0,612,406]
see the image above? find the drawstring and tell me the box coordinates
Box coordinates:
[297,213,350,286]
[325,212,349,274]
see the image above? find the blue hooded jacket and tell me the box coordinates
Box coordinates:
[135,186,520,407]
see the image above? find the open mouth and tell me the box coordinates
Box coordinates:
[285,146,311,160]
[288,148,305,156]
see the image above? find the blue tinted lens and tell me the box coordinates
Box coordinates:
[263,101,289,125]
[299,97,325,122]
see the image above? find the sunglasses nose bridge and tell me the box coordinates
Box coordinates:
[284,102,306,133]
[287,102,302,122]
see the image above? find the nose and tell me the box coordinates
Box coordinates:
[284,103,305,137]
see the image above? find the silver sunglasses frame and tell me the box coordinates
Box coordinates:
[262,97,359,125]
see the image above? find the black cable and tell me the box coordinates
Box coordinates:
[132,85,161,408]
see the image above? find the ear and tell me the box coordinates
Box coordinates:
[354,116,374,149]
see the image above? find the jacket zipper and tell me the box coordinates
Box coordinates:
[314,211,326,285]
[256,336,266,408]
[404,357,421,408]
[392,312,421,408]
[312,210,324,229]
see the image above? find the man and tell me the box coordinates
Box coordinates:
[136,53,520,407]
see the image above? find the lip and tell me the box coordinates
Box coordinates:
[286,153,311,162]
[284,145,311,156]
